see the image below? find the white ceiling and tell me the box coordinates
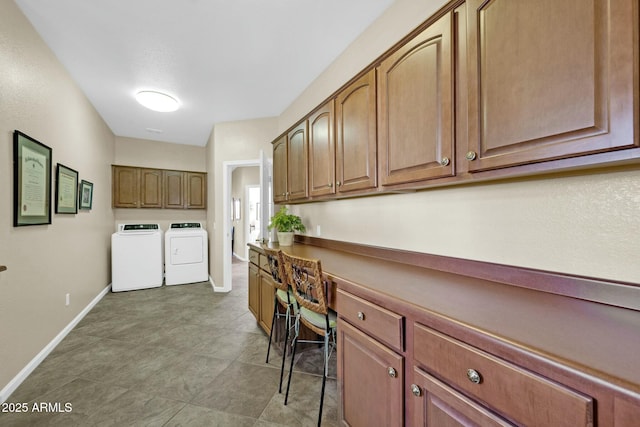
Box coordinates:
[15,0,395,146]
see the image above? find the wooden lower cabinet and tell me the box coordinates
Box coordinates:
[411,324,593,427]
[336,285,637,427]
[338,320,404,427]
[248,261,260,319]
[412,368,513,426]
[259,270,275,332]
[247,249,275,335]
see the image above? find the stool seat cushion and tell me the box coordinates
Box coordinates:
[299,307,337,330]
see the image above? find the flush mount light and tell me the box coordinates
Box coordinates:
[135,90,179,112]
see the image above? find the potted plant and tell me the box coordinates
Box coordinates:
[268,206,306,246]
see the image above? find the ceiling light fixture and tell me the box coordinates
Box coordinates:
[135,90,179,112]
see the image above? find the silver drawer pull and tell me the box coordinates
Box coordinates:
[387,367,397,378]
[411,384,421,397]
[466,368,482,384]
[357,311,365,321]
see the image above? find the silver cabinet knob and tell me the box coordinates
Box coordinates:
[466,369,481,384]
[327,183,333,188]
[387,367,397,378]
[357,311,365,321]
[440,157,450,166]
[411,384,421,397]
[466,151,477,161]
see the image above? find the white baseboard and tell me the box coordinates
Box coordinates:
[210,275,230,293]
[232,252,248,262]
[0,283,112,403]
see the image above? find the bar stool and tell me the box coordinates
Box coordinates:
[281,252,337,427]
[264,247,298,393]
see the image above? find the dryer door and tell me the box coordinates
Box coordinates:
[169,235,204,265]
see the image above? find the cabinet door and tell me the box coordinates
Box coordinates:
[186,172,206,209]
[273,136,288,203]
[287,121,308,201]
[163,170,185,209]
[338,320,403,427]
[112,166,139,208]
[336,69,377,193]
[411,367,513,427]
[308,100,336,197]
[139,168,162,208]
[464,0,638,171]
[248,262,260,318]
[377,12,454,186]
[259,270,276,334]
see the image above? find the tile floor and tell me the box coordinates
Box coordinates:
[1,258,338,426]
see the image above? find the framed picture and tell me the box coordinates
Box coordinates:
[79,180,94,210]
[233,198,241,220]
[55,164,79,214]
[13,130,52,226]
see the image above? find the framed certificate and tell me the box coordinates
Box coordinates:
[55,164,79,214]
[79,180,94,210]
[13,130,52,226]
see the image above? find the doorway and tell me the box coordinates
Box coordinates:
[218,151,271,292]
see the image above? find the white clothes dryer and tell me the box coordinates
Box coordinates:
[111,224,164,292]
[164,222,208,285]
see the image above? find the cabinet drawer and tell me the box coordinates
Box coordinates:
[337,289,403,352]
[259,254,270,272]
[249,250,259,266]
[413,323,593,427]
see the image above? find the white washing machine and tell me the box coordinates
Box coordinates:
[165,222,208,285]
[111,224,164,292]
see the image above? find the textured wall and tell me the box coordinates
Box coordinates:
[0,0,116,393]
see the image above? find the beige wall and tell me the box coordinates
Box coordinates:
[206,118,278,289]
[113,136,207,231]
[280,0,640,284]
[0,0,116,393]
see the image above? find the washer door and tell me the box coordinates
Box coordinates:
[169,235,203,265]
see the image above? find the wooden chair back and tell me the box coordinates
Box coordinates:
[262,247,288,292]
[281,252,328,316]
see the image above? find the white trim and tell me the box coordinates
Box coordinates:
[222,157,261,293]
[0,284,112,404]
[209,275,228,293]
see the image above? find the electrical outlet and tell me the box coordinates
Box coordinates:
[65,293,70,306]
[316,225,321,236]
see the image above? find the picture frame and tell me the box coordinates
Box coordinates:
[78,180,94,210]
[55,163,79,214]
[233,198,241,220]
[13,130,52,226]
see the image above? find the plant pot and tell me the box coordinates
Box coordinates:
[277,231,294,246]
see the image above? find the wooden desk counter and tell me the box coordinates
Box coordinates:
[248,240,640,401]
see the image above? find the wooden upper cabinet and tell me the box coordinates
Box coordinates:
[113,165,206,209]
[308,100,336,197]
[164,170,185,209]
[287,121,309,201]
[112,166,139,208]
[336,69,378,193]
[139,168,162,208]
[377,12,455,186]
[163,170,206,209]
[186,172,206,209]
[273,136,288,203]
[464,0,639,172]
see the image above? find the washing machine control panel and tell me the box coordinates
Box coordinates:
[122,224,159,231]
[170,223,201,229]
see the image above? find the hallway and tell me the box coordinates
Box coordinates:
[1,258,337,426]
